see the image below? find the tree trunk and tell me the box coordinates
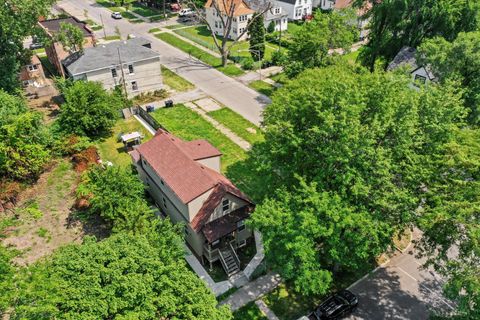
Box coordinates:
[221,50,229,67]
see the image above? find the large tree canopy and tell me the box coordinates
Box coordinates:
[12,220,232,319]
[77,166,153,234]
[417,128,480,319]
[0,0,56,92]
[284,9,358,77]
[355,0,480,71]
[249,64,466,295]
[418,31,480,126]
[58,81,121,138]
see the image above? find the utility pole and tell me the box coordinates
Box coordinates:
[100,14,107,39]
[163,0,166,21]
[117,47,128,100]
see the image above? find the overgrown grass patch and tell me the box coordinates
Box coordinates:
[148,27,161,33]
[96,118,153,167]
[155,32,244,77]
[165,24,186,30]
[38,55,58,77]
[207,107,263,145]
[233,301,268,320]
[151,104,246,172]
[248,80,276,98]
[121,11,136,19]
[161,65,194,92]
[91,25,103,31]
[103,35,121,41]
[270,72,289,85]
[131,2,160,17]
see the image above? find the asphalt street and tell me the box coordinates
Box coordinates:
[57,0,268,126]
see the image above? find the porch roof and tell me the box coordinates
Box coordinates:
[202,205,253,243]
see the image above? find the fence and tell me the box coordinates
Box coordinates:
[136,106,168,132]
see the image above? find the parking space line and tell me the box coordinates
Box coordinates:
[397,266,455,311]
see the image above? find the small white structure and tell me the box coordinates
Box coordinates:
[205,0,256,41]
[273,0,313,21]
[387,46,436,85]
[246,0,288,32]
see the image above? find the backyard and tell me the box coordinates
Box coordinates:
[233,302,268,320]
[96,117,152,167]
[151,104,246,172]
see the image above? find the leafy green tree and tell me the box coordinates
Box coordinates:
[77,166,152,233]
[0,0,56,92]
[0,224,15,315]
[58,81,121,138]
[13,221,232,319]
[284,9,358,77]
[56,22,85,53]
[252,179,391,295]
[418,31,480,126]
[417,128,480,319]
[355,0,480,71]
[0,92,51,181]
[248,13,266,61]
[267,21,275,34]
[249,64,466,295]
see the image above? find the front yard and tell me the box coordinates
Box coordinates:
[161,65,194,92]
[248,80,276,98]
[96,117,152,167]
[155,33,244,77]
[233,302,268,320]
[151,104,246,172]
[173,26,282,62]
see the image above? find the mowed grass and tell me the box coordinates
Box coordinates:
[161,65,194,92]
[151,104,246,172]
[174,26,281,61]
[233,301,268,320]
[131,2,160,17]
[155,32,244,77]
[207,107,263,145]
[96,118,153,167]
[248,80,276,98]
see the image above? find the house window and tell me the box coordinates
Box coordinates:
[160,179,164,185]
[239,15,247,22]
[163,197,167,208]
[304,0,307,4]
[128,64,134,74]
[414,74,427,84]
[239,27,245,34]
[222,199,230,213]
[131,81,138,91]
[275,7,281,14]
[211,239,220,248]
[27,64,38,71]
[296,8,302,17]
[111,68,117,78]
[237,220,245,232]
[238,239,246,248]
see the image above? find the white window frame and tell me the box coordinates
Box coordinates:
[222,199,230,213]
[238,239,246,248]
[27,64,38,71]
[111,68,117,78]
[131,81,138,91]
[128,64,134,74]
[237,220,245,232]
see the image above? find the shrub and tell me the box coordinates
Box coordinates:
[241,57,255,70]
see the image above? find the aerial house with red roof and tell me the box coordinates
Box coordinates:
[131,129,254,276]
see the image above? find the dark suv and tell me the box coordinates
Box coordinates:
[308,290,358,320]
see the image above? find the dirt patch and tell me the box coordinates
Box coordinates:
[1,159,107,266]
[72,146,100,173]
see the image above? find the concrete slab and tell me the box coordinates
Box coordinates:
[194,97,222,112]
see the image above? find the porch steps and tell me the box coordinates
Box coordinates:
[220,248,240,276]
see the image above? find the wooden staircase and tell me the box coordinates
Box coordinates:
[219,246,240,276]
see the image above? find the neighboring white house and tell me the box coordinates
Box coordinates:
[274,0,313,21]
[387,46,436,85]
[205,0,255,41]
[62,37,163,98]
[246,0,288,32]
[131,129,255,276]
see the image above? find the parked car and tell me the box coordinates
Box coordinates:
[29,42,43,50]
[111,12,122,19]
[178,8,194,17]
[308,290,358,320]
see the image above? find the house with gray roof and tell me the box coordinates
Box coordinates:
[63,38,163,98]
[387,46,436,85]
[273,0,312,20]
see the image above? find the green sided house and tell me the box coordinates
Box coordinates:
[131,129,254,276]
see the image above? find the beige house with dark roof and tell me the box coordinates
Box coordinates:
[205,0,256,40]
[132,129,254,276]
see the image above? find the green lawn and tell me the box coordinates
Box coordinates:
[161,65,194,92]
[233,301,268,320]
[270,72,289,85]
[121,11,137,19]
[207,107,263,145]
[174,26,281,62]
[131,2,160,17]
[155,33,244,77]
[263,284,323,320]
[96,118,152,167]
[91,25,103,31]
[249,80,276,98]
[104,35,121,41]
[148,27,161,33]
[165,24,186,30]
[151,104,246,172]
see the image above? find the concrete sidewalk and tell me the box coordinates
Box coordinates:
[219,272,282,311]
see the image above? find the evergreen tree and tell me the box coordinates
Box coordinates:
[248,13,266,61]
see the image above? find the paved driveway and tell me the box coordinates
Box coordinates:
[346,233,454,320]
[57,0,268,126]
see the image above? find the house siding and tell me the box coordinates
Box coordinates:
[80,57,163,98]
[205,7,252,41]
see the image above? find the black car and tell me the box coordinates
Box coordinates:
[308,290,358,320]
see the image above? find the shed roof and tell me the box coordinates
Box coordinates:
[39,17,93,37]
